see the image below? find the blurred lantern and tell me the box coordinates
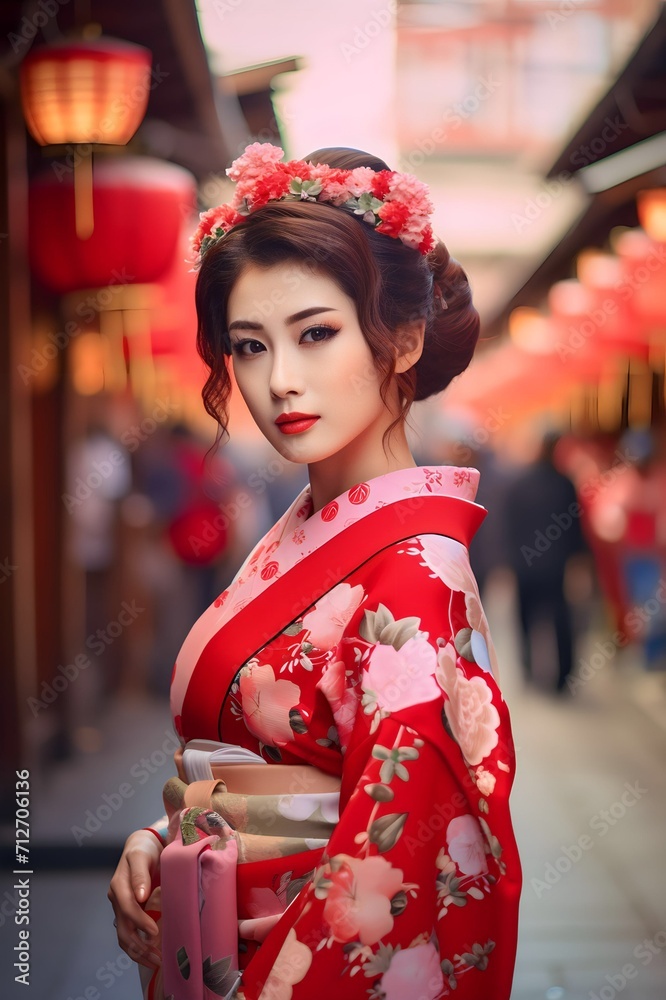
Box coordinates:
[575,249,638,354]
[508,307,558,354]
[548,280,604,377]
[29,157,196,293]
[614,228,666,341]
[637,189,666,242]
[20,35,152,238]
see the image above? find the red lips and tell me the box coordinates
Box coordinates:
[274,411,319,425]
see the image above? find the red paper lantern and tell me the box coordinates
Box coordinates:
[29,157,196,292]
[615,229,666,337]
[20,37,152,147]
[149,221,199,358]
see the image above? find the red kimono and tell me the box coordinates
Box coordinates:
[149,465,521,1000]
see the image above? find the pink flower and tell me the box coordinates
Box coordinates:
[419,535,478,593]
[362,635,440,714]
[446,814,488,876]
[324,854,404,945]
[436,645,500,765]
[226,141,284,182]
[302,583,364,650]
[346,166,378,197]
[316,659,359,748]
[238,661,301,746]
[258,928,313,1000]
[386,171,434,217]
[309,163,351,204]
[379,942,444,1000]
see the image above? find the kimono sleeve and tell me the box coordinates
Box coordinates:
[243,534,521,1000]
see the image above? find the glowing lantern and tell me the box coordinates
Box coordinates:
[575,249,638,354]
[508,307,558,354]
[20,36,152,238]
[637,189,666,243]
[20,37,151,146]
[614,229,666,339]
[29,157,197,293]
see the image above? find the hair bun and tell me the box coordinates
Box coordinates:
[414,239,480,401]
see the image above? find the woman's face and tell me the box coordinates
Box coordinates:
[226,262,396,465]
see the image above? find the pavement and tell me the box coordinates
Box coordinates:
[1,573,665,1000]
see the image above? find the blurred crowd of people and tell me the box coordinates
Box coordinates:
[415,412,666,695]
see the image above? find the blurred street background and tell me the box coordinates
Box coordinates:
[1,1,666,997]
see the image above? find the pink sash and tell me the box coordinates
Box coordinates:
[160,809,242,1000]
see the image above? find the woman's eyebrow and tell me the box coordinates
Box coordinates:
[228,306,337,332]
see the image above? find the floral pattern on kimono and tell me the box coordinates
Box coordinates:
[147,466,521,1000]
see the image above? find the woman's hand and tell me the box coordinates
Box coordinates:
[108,829,163,969]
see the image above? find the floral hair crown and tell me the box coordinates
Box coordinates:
[191,142,435,266]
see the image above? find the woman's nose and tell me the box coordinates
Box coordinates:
[269,347,303,398]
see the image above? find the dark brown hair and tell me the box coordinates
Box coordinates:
[195,146,480,442]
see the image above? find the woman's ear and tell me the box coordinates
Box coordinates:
[395,319,426,373]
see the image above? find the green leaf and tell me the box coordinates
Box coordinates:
[177,946,190,979]
[442,706,458,745]
[202,954,240,996]
[289,709,308,735]
[379,759,395,783]
[286,872,314,906]
[368,812,408,853]
[364,783,395,803]
[283,621,304,636]
[389,889,408,915]
[454,627,474,662]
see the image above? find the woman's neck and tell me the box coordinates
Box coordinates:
[307,425,417,514]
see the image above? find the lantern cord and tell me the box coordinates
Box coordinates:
[74,150,94,240]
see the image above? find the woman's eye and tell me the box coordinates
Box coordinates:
[231,327,339,354]
[300,325,340,344]
[232,339,265,356]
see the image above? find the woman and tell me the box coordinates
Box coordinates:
[108,143,522,1000]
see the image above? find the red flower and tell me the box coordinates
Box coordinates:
[192,204,243,254]
[418,227,435,254]
[371,170,392,200]
[376,201,411,238]
[246,169,291,209]
[283,159,314,180]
